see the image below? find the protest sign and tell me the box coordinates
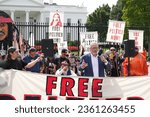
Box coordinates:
[106,20,125,44]
[49,11,64,43]
[129,30,144,52]
[0,69,150,100]
[80,31,98,52]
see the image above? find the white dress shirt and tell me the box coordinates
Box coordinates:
[91,54,99,77]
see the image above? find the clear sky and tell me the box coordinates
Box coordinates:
[44,0,118,14]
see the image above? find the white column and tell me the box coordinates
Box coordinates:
[25,10,30,22]
[40,11,44,22]
[11,10,15,21]
[25,11,30,40]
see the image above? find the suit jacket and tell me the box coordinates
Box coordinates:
[81,53,108,77]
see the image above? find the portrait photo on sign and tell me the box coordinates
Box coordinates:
[50,12,62,27]
[0,10,17,57]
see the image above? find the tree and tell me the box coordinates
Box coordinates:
[110,0,125,20]
[122,0,150,27]
[122,0,150,55]
[86,4,111,42]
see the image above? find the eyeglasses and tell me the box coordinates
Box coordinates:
[110,49,115,51]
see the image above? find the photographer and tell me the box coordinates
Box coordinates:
[0,47,42,70]
[23,47,44,73]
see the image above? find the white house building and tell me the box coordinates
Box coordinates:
[0,0,87,24]
[0,0,87,43]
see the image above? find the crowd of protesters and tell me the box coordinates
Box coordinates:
[0,10,149,77]
[0,38,149,77]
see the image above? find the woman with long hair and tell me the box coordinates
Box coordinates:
[50,13,62,27]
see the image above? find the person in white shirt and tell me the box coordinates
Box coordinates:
[55,60,77,76]
[80,43,110,77]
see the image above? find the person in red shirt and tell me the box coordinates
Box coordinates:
[122,47,148,76]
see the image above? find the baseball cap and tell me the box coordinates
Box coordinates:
[29,47,36,53]
[8,47,16,54]
[61,48,68,53]
[110,47,116,51]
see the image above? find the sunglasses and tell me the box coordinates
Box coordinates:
[110,49,115,51]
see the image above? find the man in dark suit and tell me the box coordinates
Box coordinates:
[80,43,110,77]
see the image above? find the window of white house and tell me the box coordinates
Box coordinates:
[46,17,49,23]
[67,18,71,26]
[29,17,34,22]
[78,19,82,24]
[16,17,20,22]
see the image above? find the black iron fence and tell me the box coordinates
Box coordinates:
[15,22,150,55]
[15,22,87,45]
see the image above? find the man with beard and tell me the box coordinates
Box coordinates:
[80,43,110,77]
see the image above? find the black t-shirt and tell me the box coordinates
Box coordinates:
[54,57,69,70]
[0,59,27,70]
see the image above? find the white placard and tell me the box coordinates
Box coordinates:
[57,41,68,55]
[106,20,125,43]
[80,31,98,52]
[49,11,64,43]
[129,30,144,52]
[0,69,150,100]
